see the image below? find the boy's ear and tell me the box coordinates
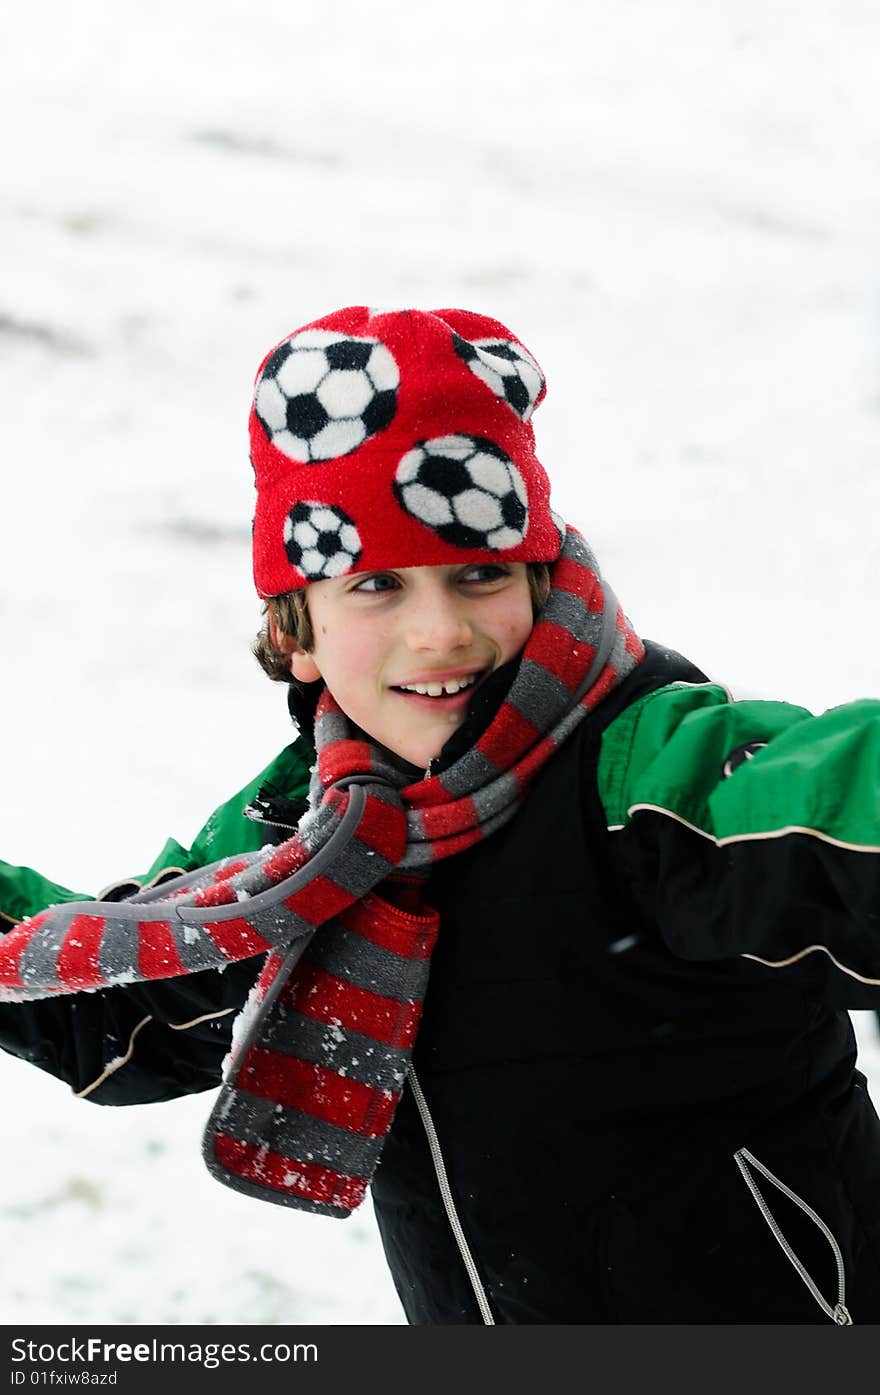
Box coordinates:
[268,609,322,684]
[289,650,322,683]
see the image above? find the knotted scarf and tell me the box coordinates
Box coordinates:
[0,528,644,1215]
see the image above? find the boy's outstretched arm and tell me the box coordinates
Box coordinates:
[0,954,262,1105]
[599,681,880,1005]
[0,738,313,1103]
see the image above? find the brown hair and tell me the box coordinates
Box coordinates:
[252,562,552,685]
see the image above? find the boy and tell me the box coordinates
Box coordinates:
[1,306,880,1324]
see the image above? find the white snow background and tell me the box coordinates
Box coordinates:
[1,0,879,1324]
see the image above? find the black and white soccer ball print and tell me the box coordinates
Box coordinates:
[394,435,528,550]
[452,335,544,421]
[284,502,362,580]
[254,331,399,463]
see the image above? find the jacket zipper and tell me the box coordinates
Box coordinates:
[408,1067,495,1325]
[243,803,299,832]
[734,1147,853,1325]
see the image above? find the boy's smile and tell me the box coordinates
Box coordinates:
[281,562,535,770]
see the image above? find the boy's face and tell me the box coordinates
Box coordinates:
[280,562,535,770]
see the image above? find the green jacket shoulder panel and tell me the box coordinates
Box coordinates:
[598,681,880,846]
[598,681,731,827]
[0,863,91,927]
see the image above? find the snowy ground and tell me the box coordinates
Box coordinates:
[1,0,879,1323]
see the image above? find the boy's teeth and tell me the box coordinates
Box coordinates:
[398,674,477,697]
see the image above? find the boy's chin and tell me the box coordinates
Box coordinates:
[389,740,446,772]
[355,705,468,773]
[382,723,460,773]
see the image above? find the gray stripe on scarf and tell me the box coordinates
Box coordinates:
[323,839,397,898]
[97,916,145,983]
[296,800,341,853]
[259,1011,411,1092]
[313,707,350,752]
[566,530,601,573]
[303,924,432,1000]
[16,912,78,992]
[218,1092,385,1176]
[245,900,317,950]
[404,806,429,850]
[183,921,251,972]
[540,587,605,647]
[469,769,521,824]
[434,745,501,800]
[510,658,578,728]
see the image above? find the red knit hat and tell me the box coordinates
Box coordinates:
[249,306,562,597]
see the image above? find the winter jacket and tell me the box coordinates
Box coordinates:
[2,642,880,1323]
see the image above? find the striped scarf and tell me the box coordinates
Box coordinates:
[0,528,643,1215]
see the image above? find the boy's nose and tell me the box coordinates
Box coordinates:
[405,597,474,653]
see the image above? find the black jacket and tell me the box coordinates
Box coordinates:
[372,646,880,1322]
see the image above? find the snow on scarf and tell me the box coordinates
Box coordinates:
[0,528,644,1215]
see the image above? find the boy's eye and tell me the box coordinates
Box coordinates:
[461,565,508,583]
[353,573,399,593]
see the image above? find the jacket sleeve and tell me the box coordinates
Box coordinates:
[597,681,880,1007]
[0,738,313,1103]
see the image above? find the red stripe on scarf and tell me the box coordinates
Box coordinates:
[237,1046,399,1135]
[212,859,251,882]
[203,916,275,960]
[254,948,284,998]
[552,555,604,608]
[262,838,312,883]
[476,703,539,772]
[343,894,438,961]
[138,921,187,979]
[402,771,451,806]
[194,882,238,908]
[57,914,107,990]
[213,1134,367,1210]
[279,961,422,1047]
[155,883,195,902]
[319,738,375,786]
[350,795,409,863]
[418,795,479,842]
[526,619,597,691]
[193,859,253,905]
[285,873,356,925]
[0,910,51,989]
